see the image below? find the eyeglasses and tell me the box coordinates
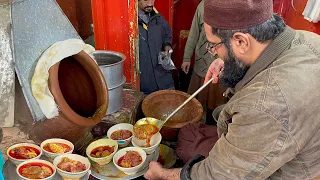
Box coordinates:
[206,41,224,56]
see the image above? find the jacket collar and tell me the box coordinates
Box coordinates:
[235,26,296,92]
[153,7,159,14]
[138,7,160,24]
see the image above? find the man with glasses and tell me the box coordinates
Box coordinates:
[138,0,174,96]
[181,0,226,126]
[144,0,320,179]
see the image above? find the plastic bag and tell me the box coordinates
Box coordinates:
[158,49,176,70]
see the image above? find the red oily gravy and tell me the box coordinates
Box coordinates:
[19,162,53,179]
[9,146,40,160]
[43,143,71,153]
[117,151,142,168]
[111,130,132,140]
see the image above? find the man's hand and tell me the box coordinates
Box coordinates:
[144,161,164,179]
[204,58,224,84]
[164,46,172,56]
[181,62,191,74]
[144,161,182,180]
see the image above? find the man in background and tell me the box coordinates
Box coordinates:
[138,0,174,96]
[181,0,226,125]
[144,0,320,179]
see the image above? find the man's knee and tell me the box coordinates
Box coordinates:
[176,123,219,163]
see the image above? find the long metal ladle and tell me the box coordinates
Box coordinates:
[134,77,214,130]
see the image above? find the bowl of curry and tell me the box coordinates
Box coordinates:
[132,118,162,154]
[7,143,42,166]
[53,154,90,180]
[40,138,74,162]
[132,132,162,154]
[86,138,118,166]
[113,147,146,175]
[107,123,133,147]
[16,159,56,180]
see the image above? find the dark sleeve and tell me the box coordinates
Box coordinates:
[183,3,202,62]
[160,15,172,48]
[180,154,205,180]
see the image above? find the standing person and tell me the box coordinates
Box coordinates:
[181,0,226,125]
[144,0,320,179]
[138,0,175,96]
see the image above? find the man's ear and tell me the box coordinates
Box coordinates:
[231,32,250,54]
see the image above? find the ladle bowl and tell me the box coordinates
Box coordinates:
[134,117,162,129]
[133,117,162,140]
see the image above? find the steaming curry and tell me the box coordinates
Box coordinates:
[90,146,115,158]
[9,146,40,160]
[111,130,132,140]
[43,143,71,154]
[19,162,53,179]
[133,124,159,147]
[57,157,86,173]
[118,151,142,168]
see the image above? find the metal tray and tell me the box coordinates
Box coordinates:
[90,148,159,180]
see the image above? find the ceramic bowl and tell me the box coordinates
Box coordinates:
[107,123,133,147]
[86,138,118,166]
[113,147,146,175]
[53,154,90,180]
[40,138,74,162]
[132,132,162,154]
[16,159,56,180]
[7,143,42,166]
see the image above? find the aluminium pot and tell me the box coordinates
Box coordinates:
[90,50,126,115]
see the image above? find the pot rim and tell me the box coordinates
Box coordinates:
[89,50,126,67]
[48,50,109,127]
[142,90,203,129]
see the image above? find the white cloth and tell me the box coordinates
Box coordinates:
[31,39,95,119]
[302,0,320,23]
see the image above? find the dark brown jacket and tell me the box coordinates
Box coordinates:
[190,27,320,179]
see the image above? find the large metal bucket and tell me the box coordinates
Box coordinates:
[90,51,126,115]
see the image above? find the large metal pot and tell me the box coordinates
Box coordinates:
[142,90,203,141]
[90,51,126,115]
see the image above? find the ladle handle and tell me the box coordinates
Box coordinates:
[161,77,214,127]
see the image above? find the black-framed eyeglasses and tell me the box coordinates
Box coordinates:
[206,41,224,55]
